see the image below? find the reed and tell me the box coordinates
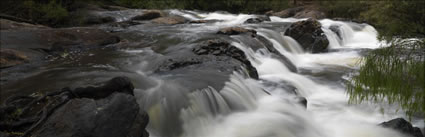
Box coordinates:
[347,39,425,117]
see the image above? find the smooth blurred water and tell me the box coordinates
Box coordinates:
[3,9,420,137]
[132,10,424,137]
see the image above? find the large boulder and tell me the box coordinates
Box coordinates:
[131,10,164,21]
[284,18,329,53]
[0,77,149,137]
[379,118,423,137]
[244,16,271,24]
[152,16,188,25]
[217,27,257,37]
[31,93,147,137]
[192,39,258,79]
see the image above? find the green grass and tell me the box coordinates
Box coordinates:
[348,39,425,117]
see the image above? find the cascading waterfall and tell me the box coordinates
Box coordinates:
[133,10,422,137]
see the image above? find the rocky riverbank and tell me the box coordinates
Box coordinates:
[1,5,423,137]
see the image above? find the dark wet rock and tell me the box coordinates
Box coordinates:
[132,10,164,21]
[269,6,326,19]
[296,97,307,108]
[152,16,188,25]
[189,20,208,24]
[284,18,329,53]
[192,39,258,79]
[329,25,342,40]
[83,16,116,25]
[255,35,297,72]
[0,77,149,137]
[380,118,423,137]
[31,93,147,137]
[72,77,135,99]
[0,49,29,69]
[1,28,120,54]
[217,27,257,37]
[157,55,238,73]
[154,55,250,92]
[189,19,221,24]
[244,16,271,24]
[0,19,49,30]
[0,14,35,25]
[107,21,142,28]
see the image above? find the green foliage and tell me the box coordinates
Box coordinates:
[39,0,69,25]
[360,0,425,40]
[348,39,425,117]
[319,1,370,19]
[1,0,70,26]
[320,0,425,40]
[112,0,290,13]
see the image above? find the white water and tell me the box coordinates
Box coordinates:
[133,10,423,137]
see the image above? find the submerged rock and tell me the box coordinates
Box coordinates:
[83,16,116,25]
[31,93,147,137]
[189,19,221,24]
[284,18,329,53]
[217,27,257,37]
[379,118,423,137]
[0,77,149,137]
[244,16,271,24]
[131,10,164,21]
[255,35,297,72]
[329,25,342,40]
[193,39,258,79]
[152,16,188,25]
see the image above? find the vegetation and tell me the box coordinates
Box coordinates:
[0,0,423,117]
[114,0,291,13]
[348,39,424,117]
[319,0,425,40]
[339,0,425,117]
[0,0,293,26]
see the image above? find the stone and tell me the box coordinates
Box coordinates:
[0,19,49,30]
[217,27,257,37]
[380,118,423,137]
[132,10,163,21]
[192,39,258,79]
[284,18,329,53]
[0,49,29,68]
[152,16,188,25]
[244,16,271,24]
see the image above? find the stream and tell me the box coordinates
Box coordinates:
[1,9,423,137]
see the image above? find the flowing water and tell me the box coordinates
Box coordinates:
[1,9,423,137]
